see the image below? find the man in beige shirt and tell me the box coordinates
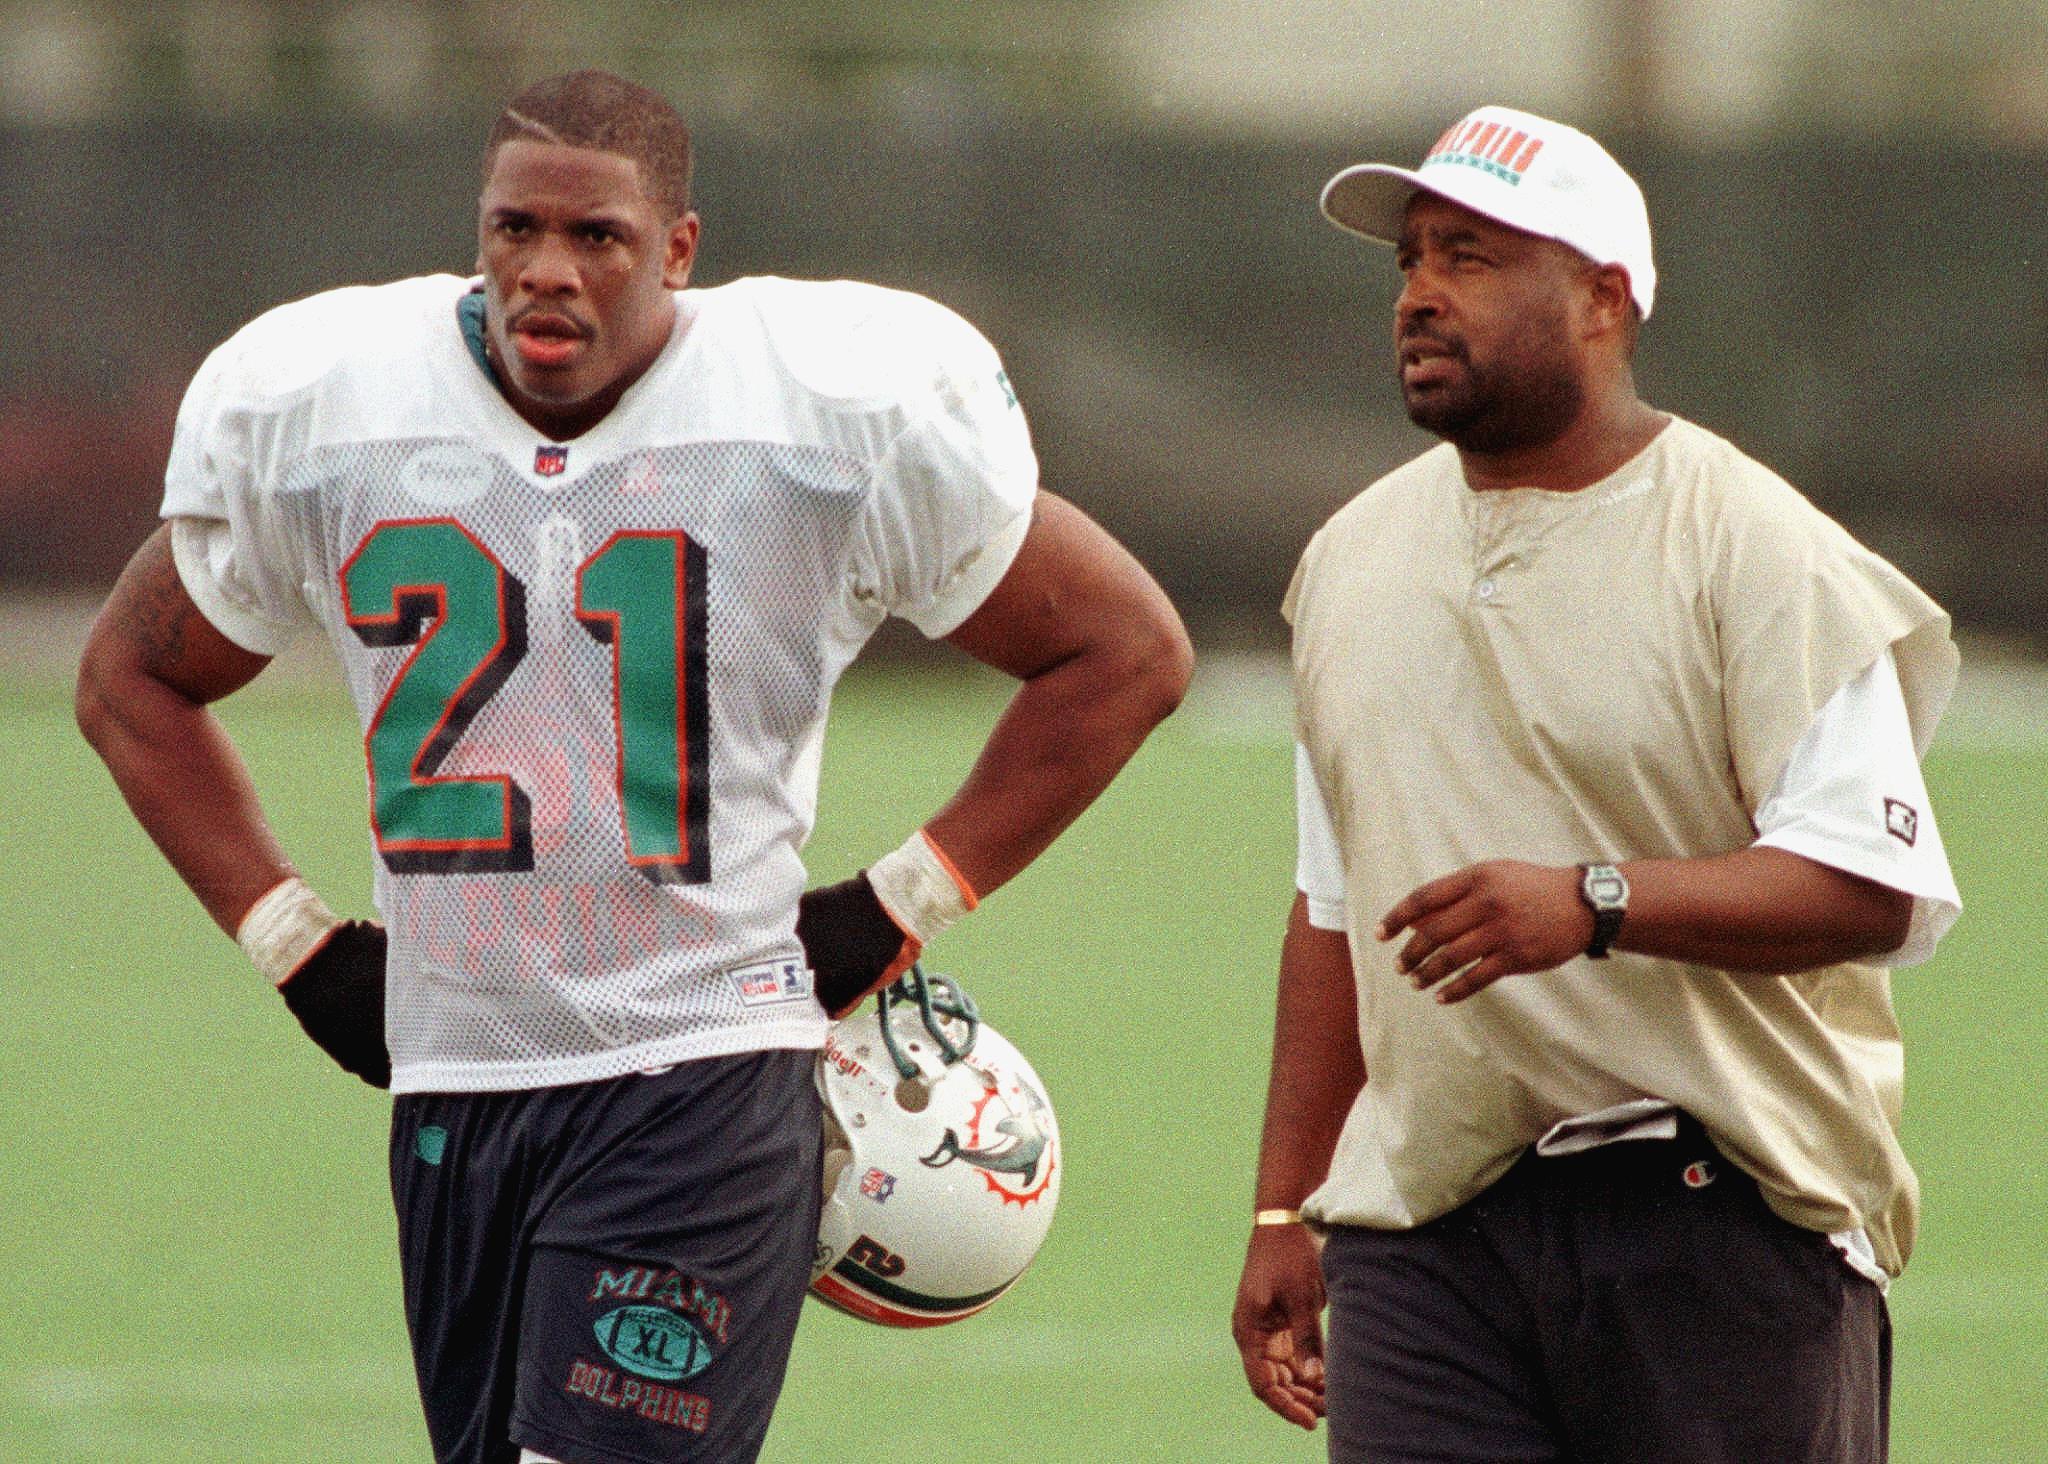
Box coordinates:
[1231,106,1959,1462]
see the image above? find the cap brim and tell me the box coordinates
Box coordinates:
[1320,164,1431,244]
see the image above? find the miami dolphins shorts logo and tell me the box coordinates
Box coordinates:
[594,1305,714,1382]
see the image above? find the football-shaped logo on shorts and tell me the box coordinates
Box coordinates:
[593,1305,713,1382]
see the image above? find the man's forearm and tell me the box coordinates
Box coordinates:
[1254,895,1364,1211]
[1388,843,1919,1004]
[1615,846,1913,972]
[928,491,1192,897]
[922,635,1184,896]
[78,666,295,934]
[76,524,292,936]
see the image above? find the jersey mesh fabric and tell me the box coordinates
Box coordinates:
[162,275,1039,1093]
[289,436,862,1089]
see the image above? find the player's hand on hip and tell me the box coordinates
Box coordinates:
[796,873,920,1019]
[278,921,392,1088]
[1231,1225,1327,1429]
[1376,860,1594,1004]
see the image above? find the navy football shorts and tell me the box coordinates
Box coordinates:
[1319,1116,1890,1463]
[390,1048,823,1464]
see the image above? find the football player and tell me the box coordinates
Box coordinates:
[76,70,1191,1464]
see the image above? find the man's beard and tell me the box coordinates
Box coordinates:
[1399,331,1585,455]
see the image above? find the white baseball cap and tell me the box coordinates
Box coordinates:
[1320,105,1657,319]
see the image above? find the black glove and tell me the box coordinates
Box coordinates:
[278,921,392,1089]
[796,873,919,1019]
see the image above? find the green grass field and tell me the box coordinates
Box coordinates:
[5,657,2046,1461]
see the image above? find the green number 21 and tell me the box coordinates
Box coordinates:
[340,518,710,884]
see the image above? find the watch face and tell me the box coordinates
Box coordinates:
[1585,868,1627,907]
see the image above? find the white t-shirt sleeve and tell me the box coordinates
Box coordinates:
[1753,647,1961,967]
[849,300,1039,637]
[1295,742,1348,931]
[159,335,316,655]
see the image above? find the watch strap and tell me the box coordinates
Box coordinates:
[1579,863,1628,959]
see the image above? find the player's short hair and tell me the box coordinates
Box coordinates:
[484,71,693,218]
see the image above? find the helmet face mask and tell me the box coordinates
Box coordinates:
[810,968,1062,1327]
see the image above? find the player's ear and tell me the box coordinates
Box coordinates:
[662,211,700,290]
[1583,263,1634,341]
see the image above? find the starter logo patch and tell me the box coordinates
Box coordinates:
[398,445,493,507]
[1883,798,1919,847]
[729,958,811,1007]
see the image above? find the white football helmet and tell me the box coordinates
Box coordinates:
[809,966,1061,1327]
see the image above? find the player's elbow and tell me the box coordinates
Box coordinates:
[73,627,126,757]
[1820,871,1915,964]
[73,616,167,760]
[1858,884,1916,961]
[1119,599,1194,729]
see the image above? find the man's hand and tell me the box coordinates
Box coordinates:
[796,873,919,1019]
[1232,1225,1328,1429]
[1377,860,1593,1003]
[278,922,392,1088]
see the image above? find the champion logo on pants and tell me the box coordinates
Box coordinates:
[1682,1159,1717,1189]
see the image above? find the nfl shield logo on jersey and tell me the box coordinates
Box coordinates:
[534,443,569,477]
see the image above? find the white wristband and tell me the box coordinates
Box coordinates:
[866,830,979,946]
[235,877,343,987]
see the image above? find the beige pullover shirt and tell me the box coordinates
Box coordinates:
[1285,417,1955,1275]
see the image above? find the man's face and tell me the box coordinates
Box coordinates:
[1391,193,1593,454]
[476,139,698,437]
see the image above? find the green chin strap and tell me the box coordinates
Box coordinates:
[876,963,980,1079]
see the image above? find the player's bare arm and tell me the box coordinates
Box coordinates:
[75,523,291,932]
[797,491,1190,1018]
[77,526,391,1086]
[1381,848,1914,1004]
[1232,893,1361,1430]
[930,490,1193,893]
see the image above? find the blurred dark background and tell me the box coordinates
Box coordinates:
[5,0,2043,640]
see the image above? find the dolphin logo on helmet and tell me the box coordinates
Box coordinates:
[920,1073,1054,1188]
[809,965,1062,1327]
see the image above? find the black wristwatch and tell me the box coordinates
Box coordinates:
[1578,863,1629,959]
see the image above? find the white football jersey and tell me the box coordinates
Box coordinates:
[162,274,1038,1093]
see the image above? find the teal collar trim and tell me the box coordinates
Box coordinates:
[455,289,501,388]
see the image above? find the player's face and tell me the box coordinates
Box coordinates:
[1391,193,1592,453]
[477,139,699,439]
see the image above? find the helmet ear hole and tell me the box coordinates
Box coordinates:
[819,1107,852,1197]
[821,1141,849,1197]
[894,1076,931,1113]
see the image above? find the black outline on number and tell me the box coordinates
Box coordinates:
[341,518,534,874]
[573,530,712,886]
